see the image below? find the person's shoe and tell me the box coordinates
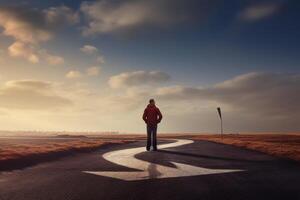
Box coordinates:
[153,147,158,151]
[146,147,150,151]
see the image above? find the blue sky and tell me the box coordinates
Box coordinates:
[50,0,299,83]
[0,0,299,133]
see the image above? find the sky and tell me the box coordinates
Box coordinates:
[0,0,299,133]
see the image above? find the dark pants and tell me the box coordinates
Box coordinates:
[147,124,157,150]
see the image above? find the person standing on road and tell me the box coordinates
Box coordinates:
[142,99,163,151]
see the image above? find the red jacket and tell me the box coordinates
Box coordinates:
[143,104,162,126]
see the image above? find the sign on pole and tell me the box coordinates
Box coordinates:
[217,107,222,119]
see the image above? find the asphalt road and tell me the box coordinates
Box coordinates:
[0,139,300,200]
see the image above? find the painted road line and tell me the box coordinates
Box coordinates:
[83,139,243,181]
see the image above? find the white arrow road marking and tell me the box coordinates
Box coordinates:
[83,139,243,181]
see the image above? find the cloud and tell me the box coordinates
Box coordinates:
[66,70,82,79]
[80,45,98,54]
[8,41,64,65]
[156,72,300,119]
[93,87,150,113]
[0,5,78,63]
[8,41,40,63]
[44,6,79,26]
[239,3,281,22]
[86,66,101,76]
[0,7,52,44]
[80,45,105,66]
[80,0,215,35]
[0,5,78,44]
[96,56,105,64]
[5,80,52,90]
[66,66,101,79]
[0,80,72,110]
[41,50,65,65]
[108,70,170,88]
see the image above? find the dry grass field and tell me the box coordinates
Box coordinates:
[191,133,300,162]
[0,136,135,170]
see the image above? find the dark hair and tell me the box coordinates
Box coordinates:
[149,99,155,103]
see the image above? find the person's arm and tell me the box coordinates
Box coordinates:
[157,108,162,123]
[142,109,147,123]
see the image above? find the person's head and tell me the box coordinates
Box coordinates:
[149,99,155,105]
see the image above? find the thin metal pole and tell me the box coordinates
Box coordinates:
[221,118,223,139]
